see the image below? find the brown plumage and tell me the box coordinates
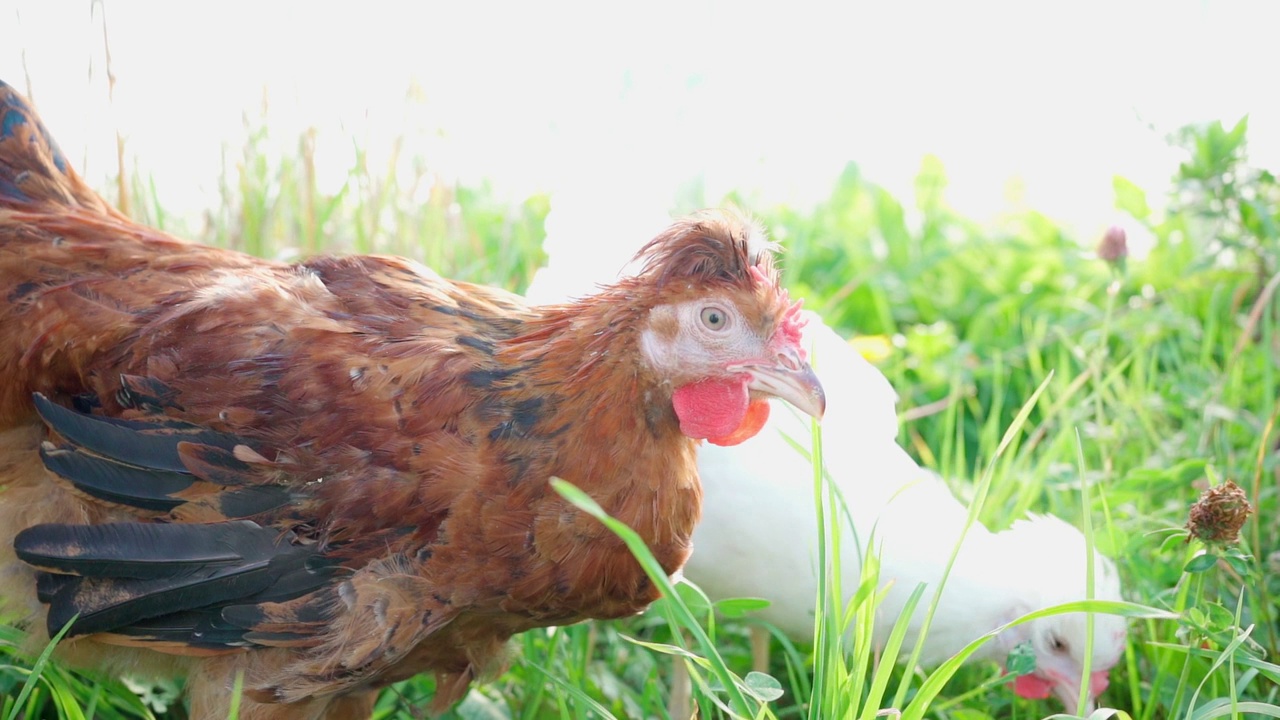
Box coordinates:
[0,80,825,718]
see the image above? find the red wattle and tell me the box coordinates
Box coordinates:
[707,400,770,446]
[672,377,751,441]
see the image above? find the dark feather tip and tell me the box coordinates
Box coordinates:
[32,393,243,473]
[34,572,77,603]
[110,609,250,648]
[14,520,280,579]
[40,445,192,512]
[178,443,256,486]
[117,375,184,412]
[46,564,276,637]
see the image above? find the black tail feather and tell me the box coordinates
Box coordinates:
[40,442,292,518]
[32,392,244,473]
[15,520,327,638]
[104,609,254,649]
[21,389,332,645]
[40,445,194,512]
[14,520,282,579]
[44,564,275,637]
[93,556,338,649]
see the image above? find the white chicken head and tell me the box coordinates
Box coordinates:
[995,515,1128,712]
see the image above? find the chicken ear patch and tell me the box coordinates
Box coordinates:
[671,377,769,445]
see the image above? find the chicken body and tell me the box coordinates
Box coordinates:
[0,80,823,718]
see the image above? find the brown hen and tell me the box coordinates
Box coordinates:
[0,80,824,718]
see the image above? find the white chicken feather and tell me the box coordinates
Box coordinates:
[686,312,1127,710]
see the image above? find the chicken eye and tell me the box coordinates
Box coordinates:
[1049,635,1067,653]
[699,307,728,331]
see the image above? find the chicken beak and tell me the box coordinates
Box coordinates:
[1050,678,1094,715]
[742,351,826,420]
[1051,668,1110,713]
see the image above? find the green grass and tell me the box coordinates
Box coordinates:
[1,105,1277,719]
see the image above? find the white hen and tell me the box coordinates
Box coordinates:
[527,205,1127,711]
[685,314,1128,711]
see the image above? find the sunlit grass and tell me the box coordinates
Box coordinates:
[1,99,1276,720]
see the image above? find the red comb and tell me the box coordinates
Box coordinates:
[779,298,806,347]
[750,263,807,349]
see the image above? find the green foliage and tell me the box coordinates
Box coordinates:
[2,113,1277,720]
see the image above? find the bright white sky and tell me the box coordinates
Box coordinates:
[1,0,1276,246]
